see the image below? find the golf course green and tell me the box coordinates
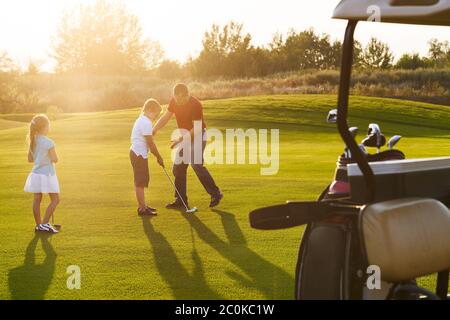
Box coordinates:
[0,94,449,300]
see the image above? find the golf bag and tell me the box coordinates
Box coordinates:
[328,150,405,198]
[295,150,407,300]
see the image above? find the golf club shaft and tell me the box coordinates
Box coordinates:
[162,167,190,211]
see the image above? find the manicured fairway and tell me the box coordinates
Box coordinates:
[0,95,449,300]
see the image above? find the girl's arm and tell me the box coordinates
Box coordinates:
[49,147,58,163]
[28,149,34,163]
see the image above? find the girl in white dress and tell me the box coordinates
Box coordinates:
[24,114,60,234]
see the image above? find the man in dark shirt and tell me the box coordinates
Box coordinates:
[153,84,223,210]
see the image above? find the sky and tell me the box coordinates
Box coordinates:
[1,0,449,72]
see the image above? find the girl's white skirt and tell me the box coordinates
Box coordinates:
[24,173,60,194]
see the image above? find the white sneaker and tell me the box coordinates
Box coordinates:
[36,223,59,234]
[36,224,49,232]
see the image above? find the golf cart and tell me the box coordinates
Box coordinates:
[250,0,450,300]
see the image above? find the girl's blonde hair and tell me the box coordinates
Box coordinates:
[142,98,162,115]
[28,114,49,151]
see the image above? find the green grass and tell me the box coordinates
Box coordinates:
[0,94,449,300]
[0,119,25,130]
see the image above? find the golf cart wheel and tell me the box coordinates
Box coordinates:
[295,222,347,300]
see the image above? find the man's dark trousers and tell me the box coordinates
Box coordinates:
[173,139,220,203]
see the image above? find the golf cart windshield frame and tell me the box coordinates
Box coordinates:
[337,20,376,203]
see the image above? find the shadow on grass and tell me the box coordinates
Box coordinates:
[8,233,57,300]
[142,217,223,299]
[182,209,294,299]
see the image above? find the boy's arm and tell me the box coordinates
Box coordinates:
[153,110,173,135]
[145,135,164,168]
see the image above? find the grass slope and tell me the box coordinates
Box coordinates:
[0,119,28,130]
[0,95,449,300]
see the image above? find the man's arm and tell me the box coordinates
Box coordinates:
[145,135,164,167]
[153,110,173,135]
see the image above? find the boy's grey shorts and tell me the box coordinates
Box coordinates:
[130,150,150,188]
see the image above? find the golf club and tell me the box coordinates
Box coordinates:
[162,167,198,214]
[362,133,386,153]
[388,135,402,150]
[367,123,381,136]
[366,123,386,153]
[52,213,62,230]
[327,109,338,123]
[349,127,358,137]
[359,144,368,155]
[344,127,359,158]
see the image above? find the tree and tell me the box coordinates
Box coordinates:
[156,60,185,79]
[395,53,430,70]
[353,40,364,68]
[361,38,394,70]
[282,29,341,71]
[266,33,288,72]
[26,59,44,75]
[324,39,342,69]
[0,79,19,113]
[284,29,320,70]
[52,0,163,74]
[247,47,274,77]
[193,21,253,78]
[0,51,19,113]
[427,39,449,69]
[0,50,17,73]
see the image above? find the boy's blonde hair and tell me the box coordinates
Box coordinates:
[142,98,162,115]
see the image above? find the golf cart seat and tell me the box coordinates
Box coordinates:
[333,0,450,27]
[361,198,450,282]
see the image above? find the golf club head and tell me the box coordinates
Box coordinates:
[186,207,198,214]
[54,224,62,230]
[388,135,402,149]
[368,123,381,136]
[362,133,386,148]
[349,126,358,138]
[327,109,337,123]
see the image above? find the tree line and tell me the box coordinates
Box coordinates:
[1,0,449,79]
[171,22,449,79]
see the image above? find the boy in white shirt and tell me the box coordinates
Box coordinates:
[130,99,165,216]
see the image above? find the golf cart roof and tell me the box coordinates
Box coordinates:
[333,0,450,26]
